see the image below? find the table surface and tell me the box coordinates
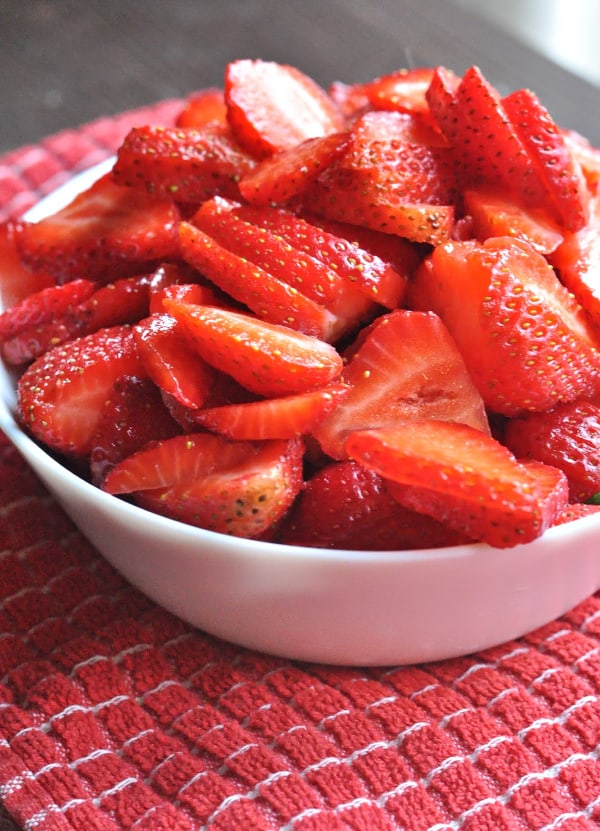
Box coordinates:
[2,0,599,156]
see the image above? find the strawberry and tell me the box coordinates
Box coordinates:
[360,67,446,118]
[14,173,180,283]
[103,432,304,539]
[504,400,600,502]
[550,198,600,329]
[238,132,349,206]
[112,124,257,203]
[178,220,337,338]
[311,309,490,460]
[563,130,600,195]
[410,236,600,415]
[553,502,600,526]
[89,375,181,485]
[424,66,461,144]
[463,188,564,255]
[175,87,227,128]
[163,300,344,397]
[133,313,216,409]
[346,420,569,548]
[327,80,371,123]
[278,459,471,550]
[502,87,590,232]
[224,59,343,158]
[194,383,349,440]
[17,325,143,457]
[212,198,408,310]
[0,220,55,308]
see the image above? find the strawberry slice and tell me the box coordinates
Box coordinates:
[360,67,445,117]
[463,188,564,255]
[424,66,461,144]
[17,325,143,457]
[312,309,490,460]
[178,221,336,339]
[175,87,227,128]
[89,375,181,486]
[103,432,304,539]
[194,383,349,440]
[278,459,471,550]
[411,236,600,415]
[0,220,55,308]
[553,503,600,526]
[0,278,95,344]
[504,400,600,502]
[133,313,216,409]
[112,123,257,203]
[563,130,600,195]
[224,59,343,158]
[238,132,349,206]
[164,300,343,397]
[346,421,569,548]
[14,173,180,283]
[503,88,590,231]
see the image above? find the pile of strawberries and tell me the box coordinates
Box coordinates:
[2,59,600,550]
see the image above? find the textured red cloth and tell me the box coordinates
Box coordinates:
[2,104,600,831]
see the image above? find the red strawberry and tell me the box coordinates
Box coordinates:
[327,80,371,123]
[175,87,227,128]
[410,236,600,415]
[103,432,304,539]
[278,459,471,550]
[553,502,600,526]
[17,325,143,457]
[133,313,216,409]
[238,132,349,205]
[224,59,343,158]
[14,173,180,283]
[112,124,257,202]
[504,400,600,502]
[346,420,569,548]
[424,66,461,144]
[163,300,343,397]
[178,221,336,339]
[194,383,349,440]
[463,188,564,255]
[563,130,600,195]
[0,220,54,308]
[312,309,490,460]
[503,88,590,232]
[89,375,181,485]
[360,67,448,118]
[550,198,600,329]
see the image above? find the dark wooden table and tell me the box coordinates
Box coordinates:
[2,0,599,157]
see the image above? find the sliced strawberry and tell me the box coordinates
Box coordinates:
[278,459,471,550]
[17,325,143,457]
[178,220,336,338]
[550,198,600,329]
[424,66,461,144]
[112,124,257,203]
[0,278,95,344]
[361,67,446,117]
[503,88,590,231]
[175,88,227,128]
[562,130,600,195]
[224,59,343,158]
[410,236,600,415]
[14,173,180,283]
[89,375,181,486]
[553,502,600,526]
[0,220,55,309]
[217,199,408,310]
[327,80,371,123]
[133,313,216,409]
[194,383,349,440]
[346,420,569,548]
[103,432,304,539]
[238,132,349,206]
[312,309,490,460]
[463,188,564,255]
[163,300,343,397]
[504,400,600,502]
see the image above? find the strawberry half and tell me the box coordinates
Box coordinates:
[0,220,55,309]
[17,325,143,457]
[175,87,227,128]
[411,236,600,415]
[14,173,180,283]
[346,420,569,548]
[163,300,343,397]
[312,309,490,460]
[103,432,304,539]
[224,59,343,158]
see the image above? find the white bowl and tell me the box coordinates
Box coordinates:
[1,163,599,666]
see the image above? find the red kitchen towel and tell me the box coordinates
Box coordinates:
[2,104,600,831]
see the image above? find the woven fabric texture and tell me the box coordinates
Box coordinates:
[1,103,600,831]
